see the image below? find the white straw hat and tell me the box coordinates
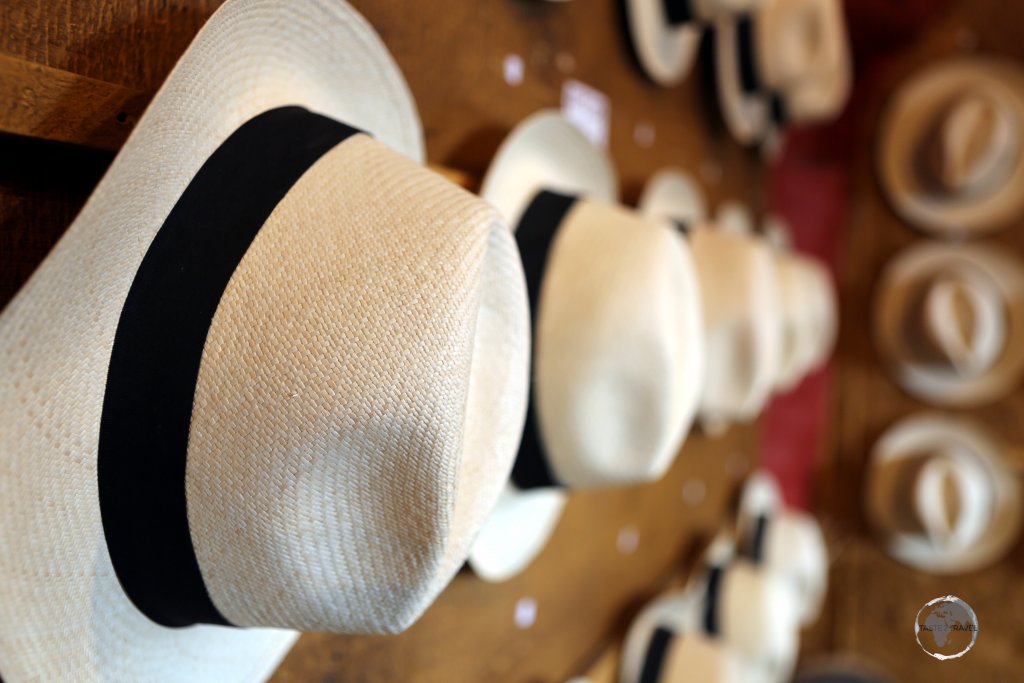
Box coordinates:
[639,175,780,431]
[763,217,838,391]
[694,201,782,431]
[736,472,829,626]
[468,113,705,581]
[714,0,852,145]
[865,413,1023,573]
[626,536,802,683]
[0,1,531,680]
[878,57,1024,237]
[625,0,766,87]
[874,241,1024,407]
[621,590,747,683]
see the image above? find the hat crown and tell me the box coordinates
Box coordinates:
[691,226,779,422]
[180,136,529,634]
[714,561,800,662]
[908,264,1006,377]
[925,90,1020,195]
[534,200,699,486]
[764,0,841,88]
[908,448,993,549]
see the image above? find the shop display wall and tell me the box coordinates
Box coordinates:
[805,1,1024,680]
[0,1,775,681]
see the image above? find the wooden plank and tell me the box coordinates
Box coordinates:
[0,1,224,91]
[0,54,147,150]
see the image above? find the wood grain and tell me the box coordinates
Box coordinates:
[0,54,147,150]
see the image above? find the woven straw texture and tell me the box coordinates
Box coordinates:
[0,0,530,680]
[188,135,529,633]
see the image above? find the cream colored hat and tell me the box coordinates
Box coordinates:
[625,0,767,87]
[641,181,781,432]
[865,414,1023,573]
[695,201,782,432]
[468,113,706,581]
[878,57,1024,237]
[874,241,1024,407]
[736,472,829,626]
[0,1,531,680]
[621,532,804,683]
[763,216,838,391]
[620,590,748,683]
[714,0,852,145]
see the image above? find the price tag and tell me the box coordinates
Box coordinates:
[561,79,610,149]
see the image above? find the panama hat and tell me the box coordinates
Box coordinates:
[714,0,852,145]
[468,113,705,581]
[763,216,837,391]
[624,534,802,682]
[865,414,1023,573]
[624,0,767,87]
[874,241,1024,407]
[620,589,747,683]
[638,167,709,229]
[736,472,829,626]
[0,1,532,680]
[641,187,782,431]
[695,201,781,431]
[878,57,1024,237]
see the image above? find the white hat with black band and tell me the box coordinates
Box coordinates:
[0,1,531,680]
[468,112,706,581]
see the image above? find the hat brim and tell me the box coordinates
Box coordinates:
[0,0,422,680]
[638,167,709,225]
[624,0,703,86]
[714,15,770,145]
[865,413,1023,573]
[874,242,1024,407]
[470,112,617,582]
[480,110,617,225]
[878,57,1024,237]
[466,487,567,582]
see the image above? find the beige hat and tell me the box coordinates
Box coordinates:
[696,201,782,431]
[468,114,706,581]
[0,1,532,680]
[878,57,1024,237]
[736,472,829,626]
[874,241,1024,407]
[640,178,781,432]
[763,216,838,391]
[622,532,804,683]
[620,590,748,683]
[714,0,852,145]
[865,414,1023,573]
[625,0,767,87]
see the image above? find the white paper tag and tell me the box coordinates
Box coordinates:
[503,54,525,87]
[560,79,610,149]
